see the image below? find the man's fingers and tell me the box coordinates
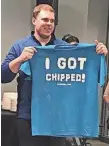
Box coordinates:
[96,50,104,54]
[96,45,104,51]
[25,47,37,53]
[25,49,35,54]
[32,47,37,52]
[96,43,104,49]
[94,40,99,45]
[28,54,33,59]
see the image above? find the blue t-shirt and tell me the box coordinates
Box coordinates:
[20,44,106,137]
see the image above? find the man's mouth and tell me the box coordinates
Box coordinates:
[44,27,52,32]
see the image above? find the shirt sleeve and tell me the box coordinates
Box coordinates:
[98,55,107,86]
[1,45,19,83]
[20,61,31,76]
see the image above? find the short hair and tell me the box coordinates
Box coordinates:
[62,34,79,43]
[32,4,55,19]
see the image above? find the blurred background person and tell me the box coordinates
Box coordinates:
[103,81,109,136]
[103,81,109,103]
[62,34,79,44]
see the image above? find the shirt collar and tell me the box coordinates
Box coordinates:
[31,31,56,46]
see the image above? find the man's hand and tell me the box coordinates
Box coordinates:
[18,47,37,62]
[9,47,37,73]
[95,40,108,56]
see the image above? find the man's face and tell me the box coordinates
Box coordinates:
[33,10,55,39]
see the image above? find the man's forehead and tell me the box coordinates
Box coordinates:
[38,10,55,18]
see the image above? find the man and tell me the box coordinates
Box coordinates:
[1,4,108,146]
[104,81,109,103]
[103,81,109,134]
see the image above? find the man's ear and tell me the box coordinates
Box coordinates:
[32,17,36,25]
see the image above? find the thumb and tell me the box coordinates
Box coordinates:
[94,40,99,45]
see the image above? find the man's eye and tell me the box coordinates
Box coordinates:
[43,18,49,22]
[50,19,54,23]
[42,18,54,23]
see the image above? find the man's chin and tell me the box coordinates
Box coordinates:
[40,34,51,39]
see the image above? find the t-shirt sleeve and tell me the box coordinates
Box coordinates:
[20,61,31,76]
[98,55,107,86]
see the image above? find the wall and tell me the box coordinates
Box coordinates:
[1,0,36,95]
[55,0,89,42]
[87,0,108,43]
[56,0,108,43]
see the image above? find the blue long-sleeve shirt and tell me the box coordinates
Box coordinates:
[1,32,68,119]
